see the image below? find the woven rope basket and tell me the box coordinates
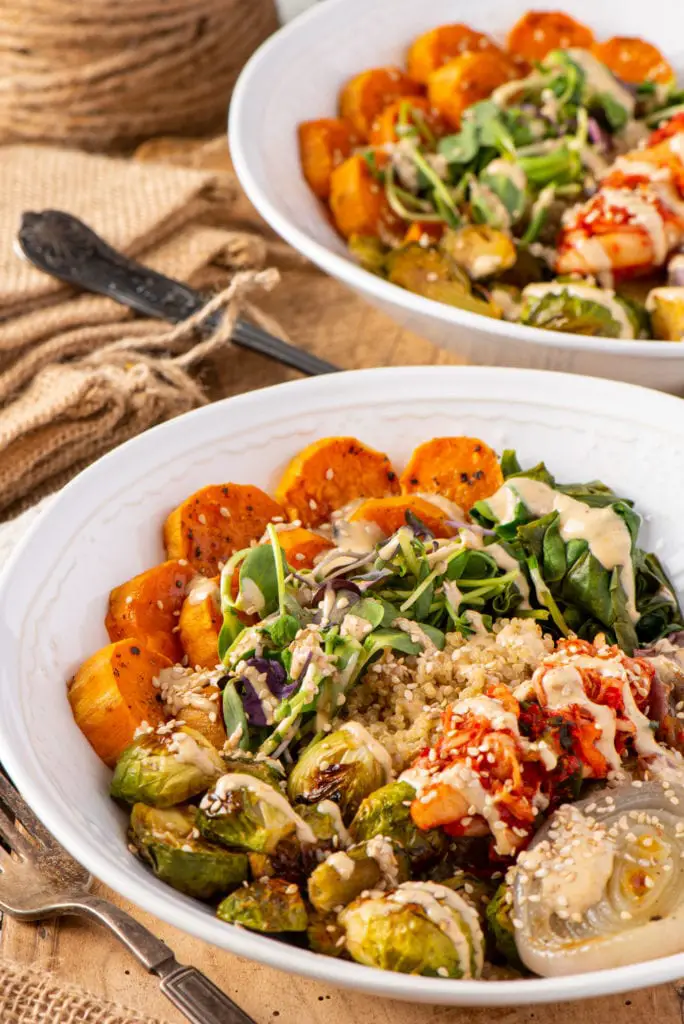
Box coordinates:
[0,0,279,149]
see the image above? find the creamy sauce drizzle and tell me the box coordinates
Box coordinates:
[484,477,638,621]
[169,731,222,776]
[316,800,352,847]
[389,882,484,976]
[537,665,621,770]
[461,527,531,606]
[339,722,394,782]
[204,773,317,845]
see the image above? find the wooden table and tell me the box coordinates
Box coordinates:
[2,148,683,1024]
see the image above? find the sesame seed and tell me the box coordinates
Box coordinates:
[197,513,207,525]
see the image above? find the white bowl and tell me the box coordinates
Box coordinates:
[229,0,684,395]
[3,366,684,1005]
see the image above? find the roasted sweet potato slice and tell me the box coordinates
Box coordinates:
[164,484,285,577]
[507,10,594,63]
[105,559,195,662]
[369,96,448,146]
[68,640,169,767]
[400,437,503,512]
[349,495,458,537]
[275,437,400,528]
[179,577,222,670]
[408,24,501,84]
[592,37,674,85]
[298,117,359,199]
[329,154,389,239]
[427,51,518,129]
[276,527,334,568]
[339,67,422,141]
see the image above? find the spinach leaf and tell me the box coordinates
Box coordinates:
[222,680,250,750]
[237,543,281,617]
[610,567,638,654]
[218,610,245,662]
[501,449,522,478]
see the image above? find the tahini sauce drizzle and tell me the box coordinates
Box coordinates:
[484,477,639,622]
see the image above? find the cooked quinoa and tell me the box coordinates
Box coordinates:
[344,618,553,772]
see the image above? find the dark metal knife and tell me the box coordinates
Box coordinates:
[17,210,339,377]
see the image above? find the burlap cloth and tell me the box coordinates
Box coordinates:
[0,959,166,1024]
[0,139,296,521]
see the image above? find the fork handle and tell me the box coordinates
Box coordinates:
[73,895,257,1024]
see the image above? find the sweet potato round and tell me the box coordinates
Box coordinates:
[105,559,195,662]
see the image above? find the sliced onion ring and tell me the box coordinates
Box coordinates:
[512,779,684,976]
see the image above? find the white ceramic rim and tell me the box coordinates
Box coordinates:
[3,366,684,1005]
[228,0,684,362]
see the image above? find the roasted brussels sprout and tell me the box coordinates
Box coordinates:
[386,244,501,317]
[221,751,287,791]
[307,910,348,957]
[308,838,410,914]
[217,878,308,933]
[646,287,684,341]
[197,773,317,854]
[440,225,517,281]
[349,781,448,868]
[441,871,495,926]
[287,723,393,823]
[486,883,524,970]
[110,726,224,808]
[297,801,351,848]
[129,803,248,899]
[348,234,388,275]
[519,284,636,339]
[340,881,485,978]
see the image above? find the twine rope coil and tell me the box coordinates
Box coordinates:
[0,0,278,147]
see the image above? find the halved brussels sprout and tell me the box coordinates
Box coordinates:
[386,244,501,317]
[485,883,524,970]
[217,878,308,933]
[349,234,389,275]
[197,772,317,854]
[297,802,351,849]
[441,871,495,926]
[287,723,393,823]
[308,838,410,914]
[519,284,636,339]
[129,803,248,899]
[340,881,485,978]
[110,726,224,808]
[349,781,448,868]
[307,910,348,957]
[221,751,287,791]
[440,225,517,281]
[646,286,684,341]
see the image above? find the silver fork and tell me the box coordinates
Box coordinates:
[0,767,257,1024]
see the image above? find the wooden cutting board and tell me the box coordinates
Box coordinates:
[2,139,682,1024]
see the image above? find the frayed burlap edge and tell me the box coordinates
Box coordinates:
[0,958,168,1024]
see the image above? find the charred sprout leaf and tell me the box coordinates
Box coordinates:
[197,774,305,854]
[296,803,348,848]
[110,727,223,808]
[519,286,635,339]
[308,841,410,914]
[307,910,348,957]
[348,234,388,275]
[217,878,308,933]
[486,884,524,970]
[349,781,448,868]
[247,835,309,887]
[441,225,516,281]
[287,724,391,822]
[340,882,484,978]
[129,804,248,899]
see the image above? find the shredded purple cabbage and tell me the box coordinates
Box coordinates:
[236,657,298,725]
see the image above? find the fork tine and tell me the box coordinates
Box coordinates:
[0,769,58,851]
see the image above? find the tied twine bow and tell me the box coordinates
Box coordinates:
[0,268,286,519]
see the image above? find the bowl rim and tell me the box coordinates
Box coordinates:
[228,0,684,361]
[4,366,684,1005]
